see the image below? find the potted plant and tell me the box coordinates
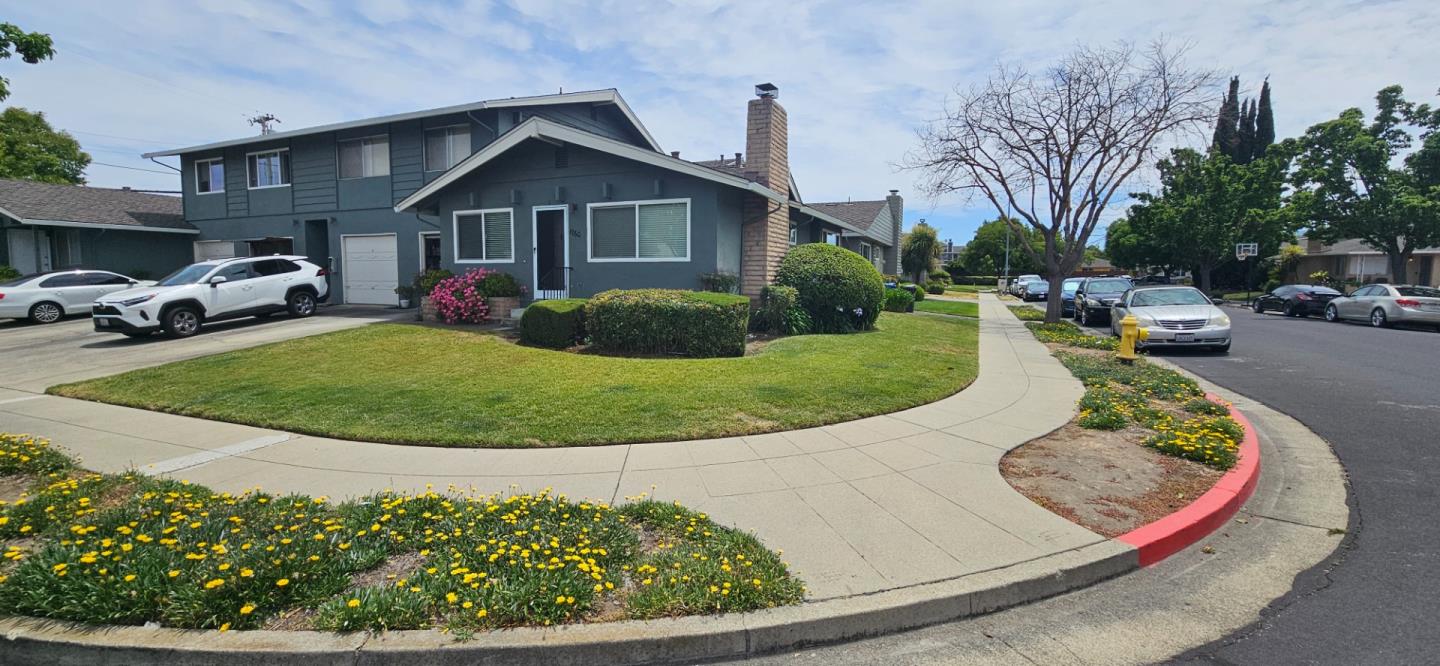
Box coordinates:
[394,284,416,309]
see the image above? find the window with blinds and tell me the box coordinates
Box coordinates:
[588,199,690,261]
[454,209,514,262]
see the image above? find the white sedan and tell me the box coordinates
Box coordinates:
[0,270,155,324]
[1110,285,1232,353]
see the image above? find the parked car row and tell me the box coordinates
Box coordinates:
[1252,283,1440,330]
[1,256,331,339]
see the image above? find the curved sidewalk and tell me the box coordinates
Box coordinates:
[0,294,1098,602]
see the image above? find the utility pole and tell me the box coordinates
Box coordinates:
[1002,201,1012,282]
[247,113,281,135]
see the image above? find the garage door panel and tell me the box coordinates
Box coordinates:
[342,235,399,305]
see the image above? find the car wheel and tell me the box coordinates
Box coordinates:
[1252,300,1264,314]
[28,301,63,324]
[1283,301,1297,317]
[1324,304,1340,322]
[287,291,318,318]
[163,306,202,338]
[1370,308,1390,328]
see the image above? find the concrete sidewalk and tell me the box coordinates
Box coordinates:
[0,294,1099,602]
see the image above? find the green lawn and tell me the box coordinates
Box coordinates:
[51,314,978,448]
[915,299,980,317]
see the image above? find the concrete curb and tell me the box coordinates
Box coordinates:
[0,542,1137,666]
[1116,393,1262,566]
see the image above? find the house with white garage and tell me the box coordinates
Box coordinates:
[142,85,901,304]
[0,178,195,279]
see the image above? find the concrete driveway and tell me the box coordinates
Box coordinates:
[0,305,407,393]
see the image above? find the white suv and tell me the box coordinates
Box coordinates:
[92,256,329,338]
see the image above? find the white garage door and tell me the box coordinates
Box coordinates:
[341,234,399,305]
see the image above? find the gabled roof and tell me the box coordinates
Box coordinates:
[143,89,661,158]
[394,117,787,212]
[806,200,888,232]
[1293,236,1440,256]
[0,179,195,234]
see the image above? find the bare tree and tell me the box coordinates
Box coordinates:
[907,41,1216,321]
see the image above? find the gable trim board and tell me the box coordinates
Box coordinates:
[0,204,199,235]
[143,89,662,159]
[394,118,788,213]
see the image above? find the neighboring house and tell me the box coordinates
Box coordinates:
[143,85,900,304]
[0,179,195,279]
[937,239,963,265]
[1286,236,1440,287]
[1075,256,1122,277]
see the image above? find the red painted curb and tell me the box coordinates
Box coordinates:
[1117,393,1261,566]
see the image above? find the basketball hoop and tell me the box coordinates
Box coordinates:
[1235,243,1259,261]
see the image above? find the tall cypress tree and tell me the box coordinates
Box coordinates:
[1237,98,1257,164]
[1212,76,1241,158]
[1255,79,1275,157]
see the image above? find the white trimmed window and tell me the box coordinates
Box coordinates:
[424,125,471,171]
[454,208,514,263]
[789,225,798,246]
[860,242,872,261]
[823,230,840,246]
[195,158,224,194]
[246,149,290,189]
[588,199,690,262]
[338,136,390,179]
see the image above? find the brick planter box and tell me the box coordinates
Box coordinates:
[420,296,438,322]
[487,296,520,321]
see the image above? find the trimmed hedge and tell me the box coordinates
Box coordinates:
[884,288,914,312]
[519,298,589,349]
[751,285,810,335]
[586,289,750,358]
[775,244,885,333]
[925,283,945,295]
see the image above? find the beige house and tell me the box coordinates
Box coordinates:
[1287,236,1440,287]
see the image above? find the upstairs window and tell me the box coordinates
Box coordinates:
[338,136,390,179]
[424,125,470,171]
[588,199,690,262]
[195,158,224,194]
[454,208,514,263]
[247,149,291,189]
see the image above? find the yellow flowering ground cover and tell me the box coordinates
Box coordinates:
[0,434,804,634]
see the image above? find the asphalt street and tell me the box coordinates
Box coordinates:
[1153,307,1440,664]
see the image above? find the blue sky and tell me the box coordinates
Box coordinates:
[4,0,1437,247]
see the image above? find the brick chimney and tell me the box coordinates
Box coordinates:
[884,190,903,274]
[741,83,791,296]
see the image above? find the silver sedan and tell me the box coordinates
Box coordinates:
[1110,285,1232,353]
[1324,284,1440,329]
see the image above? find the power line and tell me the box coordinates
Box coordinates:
[88,161,179,175]
[68,129,170,144]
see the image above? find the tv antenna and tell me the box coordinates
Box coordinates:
[247,113,282,135]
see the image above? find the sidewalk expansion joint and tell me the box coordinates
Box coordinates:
[144,434,293,475]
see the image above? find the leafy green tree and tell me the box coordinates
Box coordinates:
[959,217,1044,277]
[1,23,55,102]
[1121,148,1291,292]
[1290,85,1440,284]
[900,222,940,284]
[0,107,91,184]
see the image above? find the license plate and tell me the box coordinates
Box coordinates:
[95,319,110,328]
[1174,332,1194,342]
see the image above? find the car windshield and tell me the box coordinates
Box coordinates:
[1087,279,1131,292]
[0,273,46,288]
[156,263,216,286]
[1131,288,1211,307]
[1397,286,1440,298]
[1062,279,1082,292]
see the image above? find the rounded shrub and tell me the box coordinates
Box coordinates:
[519,298,588,349]
[774,244,885,333]
[883,288,914,312]
[585,289,751,358]
[925,282,945,295]
[751,285,810,335]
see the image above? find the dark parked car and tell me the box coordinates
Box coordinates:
[1073,276,1134,326]
[1059,277,1084,316]
[1021,279,1049,302]
[1251,284,1342,317]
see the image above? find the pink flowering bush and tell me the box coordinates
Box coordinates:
[429,269,497,324]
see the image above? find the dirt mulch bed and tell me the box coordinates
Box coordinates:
[1001,423,1223,538]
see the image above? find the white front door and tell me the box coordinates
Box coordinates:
[341,234,399,305]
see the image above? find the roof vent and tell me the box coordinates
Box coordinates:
[755,83,779,99]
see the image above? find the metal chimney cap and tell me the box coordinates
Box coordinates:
[755,83,779,99]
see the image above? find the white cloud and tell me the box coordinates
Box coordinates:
[3,0,1435,246]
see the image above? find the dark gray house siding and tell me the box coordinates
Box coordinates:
[430,140,739,298]
[172,102,646,303]
[0,221,192,279]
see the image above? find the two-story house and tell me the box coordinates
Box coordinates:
[143,85,901,305]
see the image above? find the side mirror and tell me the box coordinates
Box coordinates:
[128,281,138,286]
[1212,297,1225,306]
[209,275,228,287]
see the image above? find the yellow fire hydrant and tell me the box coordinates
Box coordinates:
[1116,313,1149,364]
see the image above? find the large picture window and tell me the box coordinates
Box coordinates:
[587,199,690,262]
[453,208,514,263]
[424,126,471,172]
[246,149,291,189]
[338,136,390,179]
[195,158,224,194]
